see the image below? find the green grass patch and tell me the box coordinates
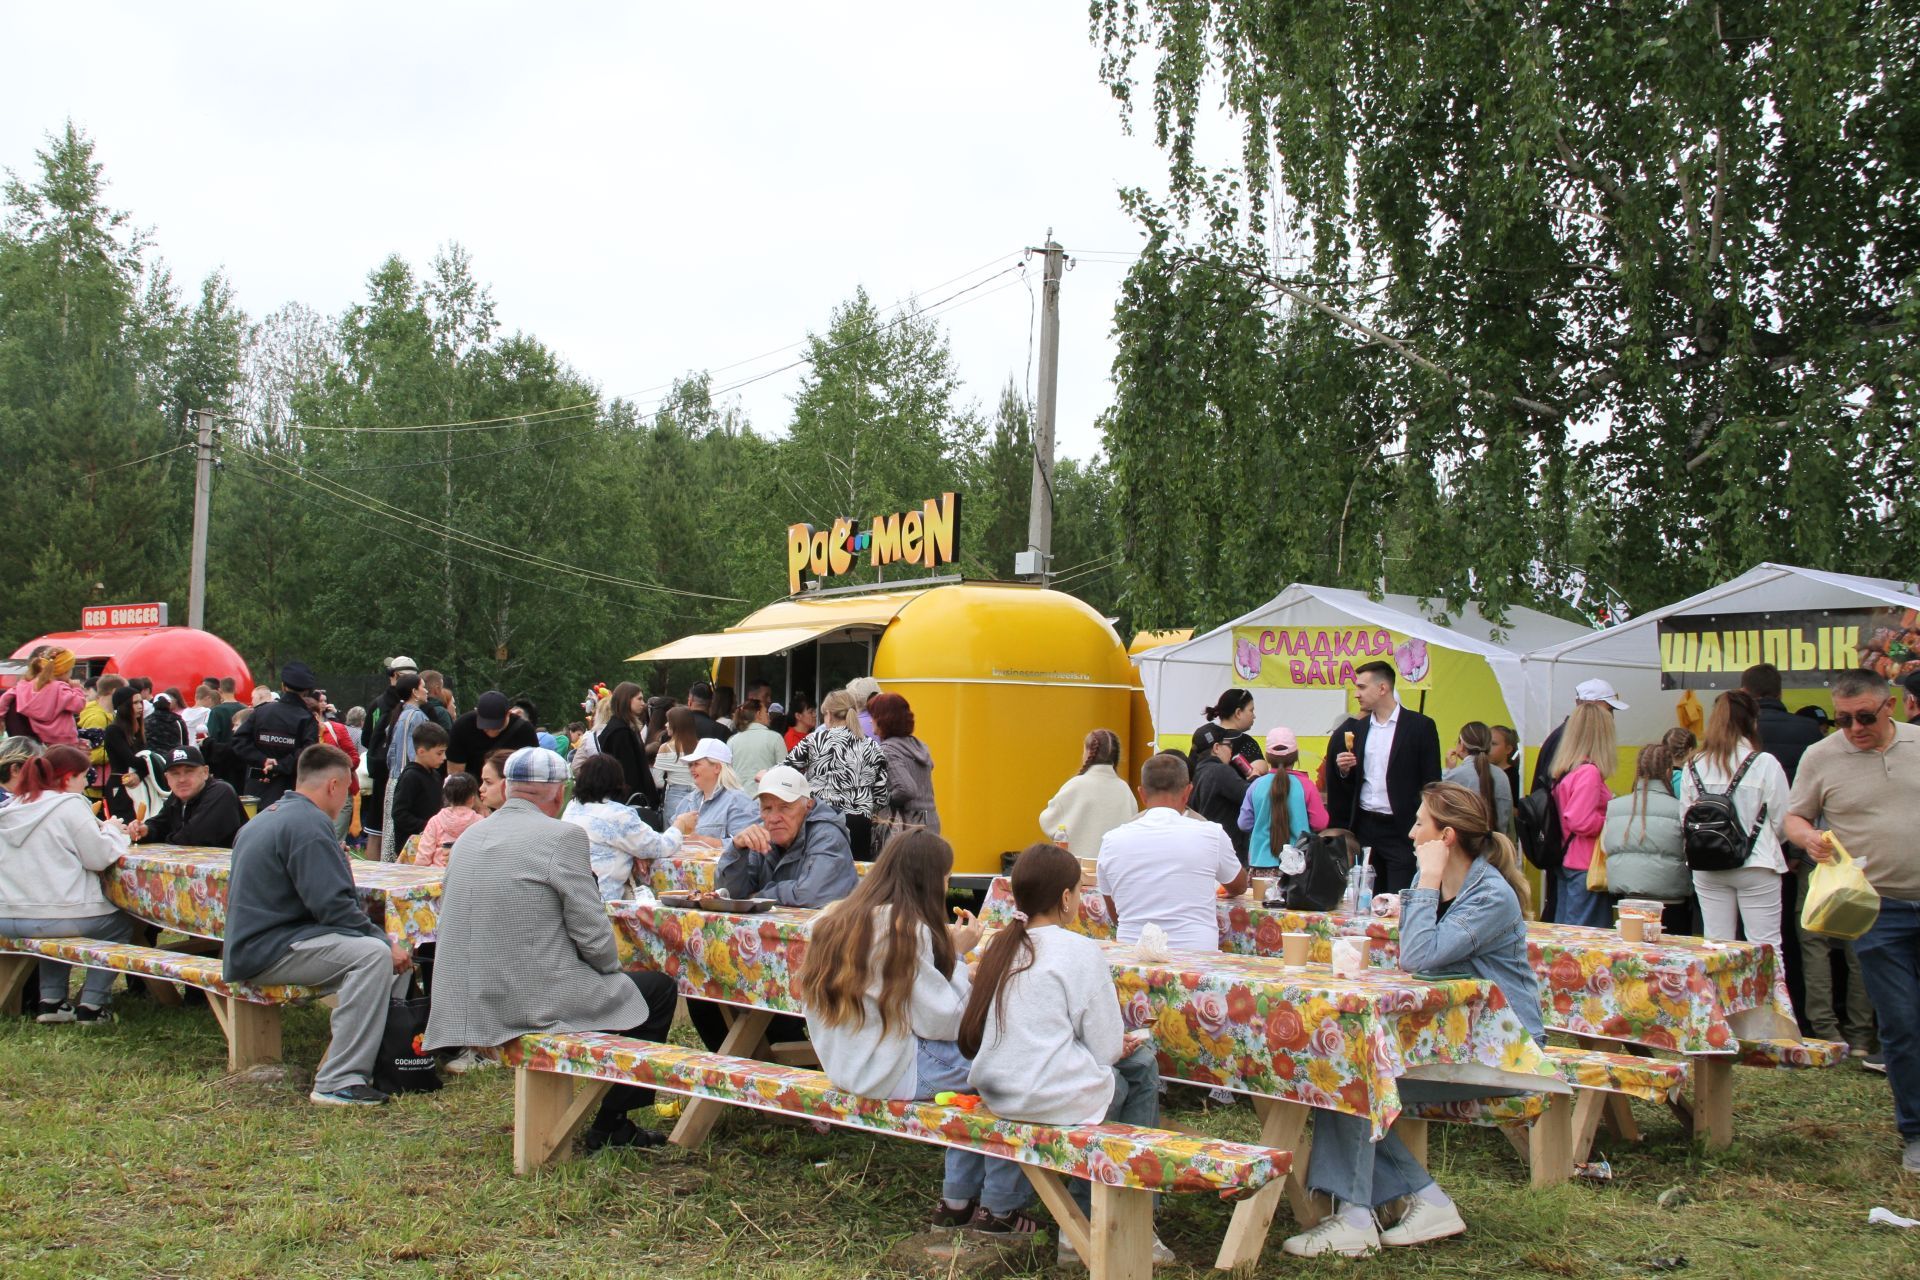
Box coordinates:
[2,998,1917,1278]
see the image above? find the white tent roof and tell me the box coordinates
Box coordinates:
[1134,583,1592,746]
[1522,562,1920,747]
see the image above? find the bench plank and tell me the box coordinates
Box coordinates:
[503,1031,1289,1197]
[0,937,318,1006]
[1540,1044,1690,1104]
[1735,1037,1848,1069]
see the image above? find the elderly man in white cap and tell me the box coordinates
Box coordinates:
[426,746,678,1150]
[667,738,760,843]
[716,765,857,907]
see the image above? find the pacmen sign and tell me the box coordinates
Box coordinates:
[1231,625,1433,691]
[786,492,961,594]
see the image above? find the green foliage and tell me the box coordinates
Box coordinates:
[1093,1,1918,630]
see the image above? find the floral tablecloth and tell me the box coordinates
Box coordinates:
[645,850,722,896]
[102,844,444,949]
[979,877,1795,1055]
[611,902,1554,1139]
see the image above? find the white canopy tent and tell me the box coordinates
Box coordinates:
[1133,583,1593,751]
[1521,563,1920,748]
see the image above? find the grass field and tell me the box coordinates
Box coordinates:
[2,995,1917,1280]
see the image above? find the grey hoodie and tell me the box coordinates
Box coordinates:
[0,790,130,918]
[877,734,940,835]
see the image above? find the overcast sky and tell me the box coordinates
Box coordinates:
[1,3,1185,462]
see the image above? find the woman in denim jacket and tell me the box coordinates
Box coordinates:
[1285,781,1542,1259]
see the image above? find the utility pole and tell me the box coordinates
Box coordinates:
[187,408,215,631]
[1023,235,1064,585]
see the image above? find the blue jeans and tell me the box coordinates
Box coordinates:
[1852,898,1920,1139]
[1306,1080,1494,1208]
[1556,866,1614,927]
[0,910,137,1009]
[1070,1043,1162,1217]
[914,1038,1031,1216]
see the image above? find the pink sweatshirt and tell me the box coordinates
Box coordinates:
[0,680,88,746]
[415,805,483,867]
[1555,762,1611,872]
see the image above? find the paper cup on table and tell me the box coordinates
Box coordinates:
[1331,935,1370,978]
[1282,931,1312,967]
[1618,913,1646,943]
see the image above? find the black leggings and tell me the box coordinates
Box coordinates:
[592,969,679,1130]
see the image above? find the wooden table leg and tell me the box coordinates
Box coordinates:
[224,1000,283,1072]
[1690,1057,1734,1150]
[1600,1092,1641,1144]
[668,1008,773,1149]
[1091,1183,1154,1280]
[1528,1092,1574,1187]
[1024,1168,1092,1263]
[513,1066,612,1174]
[1392,1116,1429,1167]
[1572,1091,1607,1164]
[0,955,32,1015]
[1215,1098,1309,1272]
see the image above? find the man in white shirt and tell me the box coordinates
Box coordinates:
[1098,752,1248,951]
[1326,661,1443,895]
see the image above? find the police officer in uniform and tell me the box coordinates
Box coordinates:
[233,662,322,807]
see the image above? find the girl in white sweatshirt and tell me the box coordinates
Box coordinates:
[959,842,1170,1264]
[801,831,1038,1235]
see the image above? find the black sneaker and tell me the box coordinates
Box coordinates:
[582,1119,666,1153]
[969,1206,1046,1237]
[309,1084,391,1106]
[930,1198,978,1228]
[73,1004,113,1026]
[35,1002,75,1025]
[1865,1053,1888,1075]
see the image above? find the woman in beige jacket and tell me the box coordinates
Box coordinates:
[1037,729,1138,857]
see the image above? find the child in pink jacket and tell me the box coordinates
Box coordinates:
[413,772,485,867]
[0,649,89,747]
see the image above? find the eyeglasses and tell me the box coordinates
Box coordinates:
[1835,700,1892,730]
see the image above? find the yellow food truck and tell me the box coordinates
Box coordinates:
[630,494,1151,884]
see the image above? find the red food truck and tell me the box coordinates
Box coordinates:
[3,602,253,699]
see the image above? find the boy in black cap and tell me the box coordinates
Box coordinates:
[232,662,322,807]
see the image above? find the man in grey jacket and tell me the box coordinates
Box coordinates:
[224,743,412,1106]
[424,746,677,1152]
[716,766,857,906]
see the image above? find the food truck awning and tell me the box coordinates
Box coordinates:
[627,625,836,663]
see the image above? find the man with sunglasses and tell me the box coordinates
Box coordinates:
[1788,668,1920,1175]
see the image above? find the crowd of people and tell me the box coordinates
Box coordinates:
[3,640,1916,1258]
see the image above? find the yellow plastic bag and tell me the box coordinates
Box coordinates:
[1801,837,1880,940]
[1586,835,1609,892]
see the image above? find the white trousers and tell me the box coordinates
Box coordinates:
[1693,865,1784,952]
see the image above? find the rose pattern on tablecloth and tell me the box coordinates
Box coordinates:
[981,877,1796,1056]
[611,903,1554,1140]
[500,1031,1290,1195]
[100,844,444,949]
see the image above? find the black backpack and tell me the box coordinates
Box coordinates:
[1683,755,1767,873]
[1272,830,1355,911]
[1515,784,1566,871]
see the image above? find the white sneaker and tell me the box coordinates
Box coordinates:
[1058,1230,1176,1266]
[1283,1214,1380,1258]
[1379,1196,1466,1247]
[1151,1235,1175,1265]
[443,1049,497,1075]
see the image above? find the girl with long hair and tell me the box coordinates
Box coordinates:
[959,843,1171,1264]
[1238,727,1330,870]
[1037,728,1137,855]
[1547,701,1617,926]
[1680,690,1791,951]
[1443,721,1512,834]
[594,682,659,809]
[1601,743,1692,932]
[801,832,1036,1234]
[1284,781,1541,1257]
[0,647,86,746]
[0,744,136,1023]
[101,686,148,822]
[652,705,703,819]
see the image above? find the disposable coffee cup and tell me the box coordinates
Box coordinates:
[1618,914,1646,943]
[1282,931,1312,967]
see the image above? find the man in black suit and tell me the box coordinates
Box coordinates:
[1325,660,1443,894]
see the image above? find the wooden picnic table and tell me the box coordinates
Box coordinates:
[979,876,1799,1147]
[101,843,445,950]
[608,899,1563,1268]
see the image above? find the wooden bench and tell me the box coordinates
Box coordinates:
[1387,1046,1690,1180]
[0,937,320,1072]
[500,1030,1293,1280]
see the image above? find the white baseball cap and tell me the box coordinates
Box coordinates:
[682,738,733,766]
[754,765,812,803]
[1575,678,1628,710]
